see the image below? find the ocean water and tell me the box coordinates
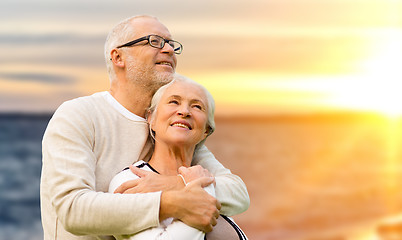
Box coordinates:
[0,114,51,240]
[1,113,402,240]
[206,114,402,240]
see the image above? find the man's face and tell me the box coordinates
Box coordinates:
[122,17,178,89]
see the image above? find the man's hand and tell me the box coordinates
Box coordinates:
[114,166,185,194]
[179,165,214,184]
[160,177,221,233]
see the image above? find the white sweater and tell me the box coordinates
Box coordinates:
[40,92,249,240]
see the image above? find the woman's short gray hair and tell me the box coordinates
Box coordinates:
[147,74,215,148]
[104,15,158,82]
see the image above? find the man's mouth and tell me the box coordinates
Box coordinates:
[156,61,173,68]
[171,122,192,130]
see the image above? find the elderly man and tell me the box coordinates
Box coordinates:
[40,15,249,240]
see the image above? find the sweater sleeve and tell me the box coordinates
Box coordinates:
[192,145,250,216]
[118,185,217,240]
[41,101,160,236]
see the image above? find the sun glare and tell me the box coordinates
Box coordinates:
[320,27,402,118]
[356,28,402,118]
[327,77,402,118]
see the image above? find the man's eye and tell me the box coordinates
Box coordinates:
[150,39,160,45]
[169,100,179,104]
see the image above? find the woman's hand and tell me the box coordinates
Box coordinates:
[113,166,185,194]
[178,165,214,184]
[113,165,215,194]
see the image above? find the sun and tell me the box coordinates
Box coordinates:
[359,28,402,118]
[323,77,402,118]
[328,28,402,118]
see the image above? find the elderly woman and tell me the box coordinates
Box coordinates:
[109,75,247,240]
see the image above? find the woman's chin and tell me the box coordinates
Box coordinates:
[165,138,198,149]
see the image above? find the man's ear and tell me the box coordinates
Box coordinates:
[110,49,125,68]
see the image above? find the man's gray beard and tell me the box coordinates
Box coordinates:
[126,60,174,93]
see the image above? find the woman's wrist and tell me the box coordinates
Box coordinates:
[178,174,187,186]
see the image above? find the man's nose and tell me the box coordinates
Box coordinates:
[161,43,175,54]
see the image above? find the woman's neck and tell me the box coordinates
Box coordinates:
[148,143,195,176]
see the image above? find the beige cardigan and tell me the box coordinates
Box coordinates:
[40,92,249,240]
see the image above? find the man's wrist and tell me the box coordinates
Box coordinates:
[159,190,179,221]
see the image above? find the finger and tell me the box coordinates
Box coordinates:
[194,165,207,174]
[114,179,140,193]
[204,224,213,233]
[123,186,140,194]
[216,200,222,211]
[211,217,217,227]
[192,165,203,170]
[187,176,215,188]
[129,165,149,178]
[178,166,188,175]
[204,169,213,178]
[214,211,220,219]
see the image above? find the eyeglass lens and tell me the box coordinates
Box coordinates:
[149,35,182,54]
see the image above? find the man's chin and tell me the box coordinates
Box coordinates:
[155,71,174,85]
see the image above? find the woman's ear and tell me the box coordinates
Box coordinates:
[147,110,155,131]
[110,49,125,68]
[203,126,210,138]
[146,110,152,123]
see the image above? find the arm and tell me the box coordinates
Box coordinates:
[114,177,241,240]
[41,101,160,235]
[192,145,250,216]
[114,166,221,233]
[119,180,217,240]
[113,145,250,218]
[109,169,208,240]
[126,221,206,240]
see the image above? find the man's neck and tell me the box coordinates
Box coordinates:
[109,85,154,118]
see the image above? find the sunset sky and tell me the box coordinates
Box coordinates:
[1,0,402,115]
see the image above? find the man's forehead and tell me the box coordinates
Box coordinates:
[130,17,172,38]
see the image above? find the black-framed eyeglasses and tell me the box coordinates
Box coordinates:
[116,34,183,54]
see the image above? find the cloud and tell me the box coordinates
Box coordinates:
[0,33,105,45]
[0,32,106,67]
[0,90,81,113]
[0,72,76,84]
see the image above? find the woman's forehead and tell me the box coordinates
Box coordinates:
[163,82,207,101]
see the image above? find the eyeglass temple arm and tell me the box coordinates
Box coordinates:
[116,36,149,48]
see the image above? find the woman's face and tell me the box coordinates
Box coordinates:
[150,81,209,148]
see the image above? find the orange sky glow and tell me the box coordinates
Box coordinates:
[1,0,402,116]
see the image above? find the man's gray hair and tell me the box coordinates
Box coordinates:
[147,74,216,149]
[104,15,158,82]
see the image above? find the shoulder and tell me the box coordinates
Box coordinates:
[44,92,109,139]
[57,92,108,114]
[50,92,110,124]
[192,145,216,165]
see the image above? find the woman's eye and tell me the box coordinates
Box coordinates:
[193,104,202,110]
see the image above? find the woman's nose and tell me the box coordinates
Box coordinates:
[177,106,191,117]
